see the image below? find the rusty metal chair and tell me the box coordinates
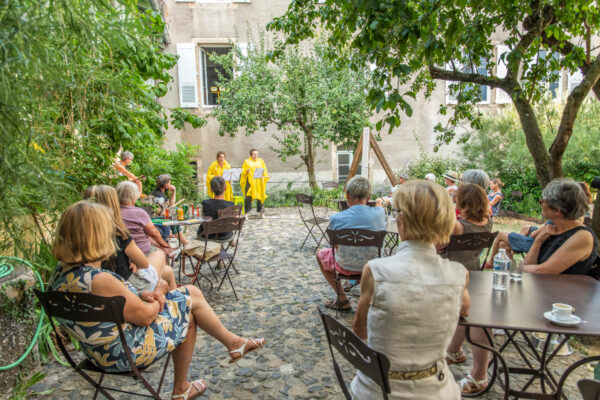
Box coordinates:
[444,231,499,271]
[296,193,330,253]
[185,217,245,300]
[578,379,600,400]
[34,290,171,400]
[326,228,386,315]
[318,307,391,399]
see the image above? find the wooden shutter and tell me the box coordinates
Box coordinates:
[496,45,511,104]
[176,43,198,108]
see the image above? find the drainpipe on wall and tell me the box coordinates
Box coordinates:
[149,0,171,45]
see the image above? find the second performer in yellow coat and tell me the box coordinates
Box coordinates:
[240,148,269,216]
[206,151,233,201]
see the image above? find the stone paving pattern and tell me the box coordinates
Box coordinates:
[31,207,594,399]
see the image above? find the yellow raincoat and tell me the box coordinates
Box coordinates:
[240,157,269,203]
[206,160,233,201]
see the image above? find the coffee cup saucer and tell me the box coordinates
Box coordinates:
[543,311,581,326]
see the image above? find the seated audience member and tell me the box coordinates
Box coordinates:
[523,178,598,275]
[316,176,386,311]
[116,181,175,256]
[444,170,459,199]
[488,178,504,217]
[461,169,490,190]
[197,176,235,240]
[450,179,598,394]
[150,174,188,246]
[375,172,409,208]
[486,223,545,268]
[84,185,176,291]
[49,201,265,399]
[425,173,436,181]
[440,184,493,271]
[351,180,470,400]
[113,150,144,193]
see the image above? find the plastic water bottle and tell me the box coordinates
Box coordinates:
[492,249,510,290]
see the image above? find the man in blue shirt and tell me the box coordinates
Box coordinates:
[317,176,386,311]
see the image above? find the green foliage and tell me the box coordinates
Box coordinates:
[406,153,462,187]
[0,0,204,260]
[267,183,344,208]
[211,30,371,189]
[269,0,600,186]
[9,372,52,400]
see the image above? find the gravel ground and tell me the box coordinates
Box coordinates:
[28,207,594,399]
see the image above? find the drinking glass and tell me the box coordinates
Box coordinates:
[510,260,523,281]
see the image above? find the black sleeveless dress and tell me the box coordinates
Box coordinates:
[538,226,598,275]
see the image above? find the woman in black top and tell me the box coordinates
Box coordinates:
[84,185,177,291]
[197,177,234,240]
[524,179,598,275]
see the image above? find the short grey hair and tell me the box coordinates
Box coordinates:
[116,181,139,205]
[346,176,371,200]
[156,174,172,189]
[120,151,134,161]
[462,169,490,190]
[397,172,409,181]
[210,176,226,196]
[542,178,588,220]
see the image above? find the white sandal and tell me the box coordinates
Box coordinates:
[172,379,207,400]
[459,373,487,394]
[229,338,266,364]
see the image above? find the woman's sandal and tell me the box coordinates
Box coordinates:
[446,350,467,365]
[229,338,266,364]
[172,379,207,400]
[324,298,351,311]
[459,374,487,394]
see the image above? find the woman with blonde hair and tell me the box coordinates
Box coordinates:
[351,180,470,399]
[49,201,265,399]
[84,185,176,291]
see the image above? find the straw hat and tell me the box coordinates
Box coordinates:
[443,170,459,182]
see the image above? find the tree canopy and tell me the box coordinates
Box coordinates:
[0,0,204,256]
[268,0,600,187]
[212,34,371,189]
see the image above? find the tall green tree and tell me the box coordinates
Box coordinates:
[0,0,204,256]
[268,0,600,188]
[211,35,371,189]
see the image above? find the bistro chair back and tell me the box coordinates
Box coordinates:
[318,307,391,400]
[445,231,499,271]
[34,290,170,400]
[295,193,329,253]
[321,181,339,189]
[218,204,243,218]
[326,228,386,315]
[578,379,600,400]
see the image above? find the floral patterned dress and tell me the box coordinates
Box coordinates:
[49,264,191,372]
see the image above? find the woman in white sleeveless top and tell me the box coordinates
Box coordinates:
[351,180,470,400]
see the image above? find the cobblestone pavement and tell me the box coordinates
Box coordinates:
[32,207,594,399]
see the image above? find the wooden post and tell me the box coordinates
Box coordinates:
[346,134,363,184]
[369,134,398,186]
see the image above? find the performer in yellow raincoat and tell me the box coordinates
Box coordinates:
[206,151,233,201]
[240,148,269,216]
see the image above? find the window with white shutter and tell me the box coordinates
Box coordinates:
[176,43,199,108]
[445,59,490,105]
[199,46,231,106]
[495,45,511,104]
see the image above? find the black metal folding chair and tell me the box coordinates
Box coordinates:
[444,231,499,270]
[34,290,171,400]
[296,193,330,253]
[189,217,245,300]
[578,379,600,400]
[326,228,386,315]
[318,307,391,400]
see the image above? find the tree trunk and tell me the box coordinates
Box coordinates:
[304,129,318,190]
[512,95,552,186]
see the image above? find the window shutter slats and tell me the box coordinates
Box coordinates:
[176,43,198,108]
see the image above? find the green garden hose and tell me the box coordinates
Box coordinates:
[0,256,48,370]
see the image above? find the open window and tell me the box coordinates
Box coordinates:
[199,47,231,106]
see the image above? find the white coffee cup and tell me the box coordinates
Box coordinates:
[552,303,573,321]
